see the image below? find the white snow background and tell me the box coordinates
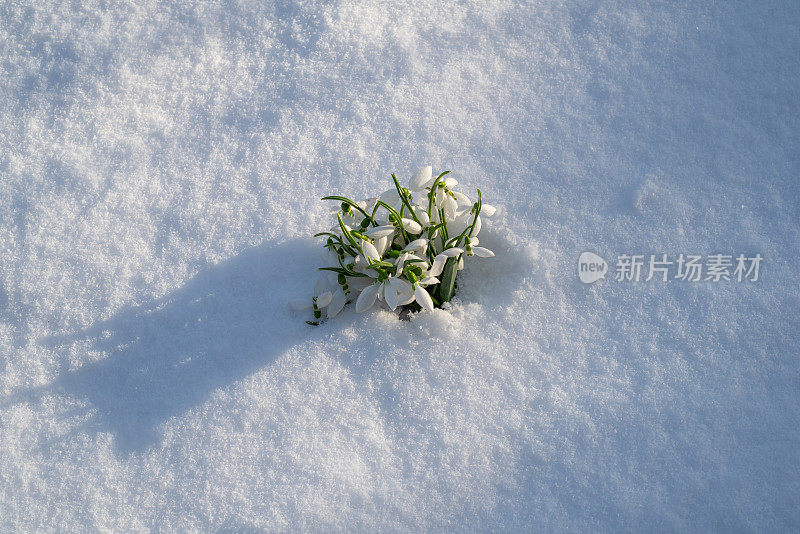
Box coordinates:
[1,0,799,531]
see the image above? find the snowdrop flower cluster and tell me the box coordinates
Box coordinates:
[294,167,496,324]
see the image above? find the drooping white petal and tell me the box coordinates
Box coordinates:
[457,257,464,270]
[403,253,427,269]
[415,208,430,226]
[327,289,346,318]
[401,218,422,234]
[429,255,447,277]
[470,214,482,236]
[397,289,415,306]
[471,246,495,258]
[444,177,458,188]
[355,284,380,312]
[418,276,439,285]
[435,188,445,206]
[441,247,464,257]
[384,282,399,310]
[403,238,428,252]
[367,225,396,239]
[452,190,472,206]
[361,240,380,262]
[481,203,497,217]
[375,235,389,256]
[414,285,435,312]
[379,188,399,203]
[395,252,408,276]
[444,196,458,219]
[409,166,432,190]
[470,237,479,246]
[447,212,470,236]
[388,276,412,294]
[349,276,373,292]
[316,290,333,307]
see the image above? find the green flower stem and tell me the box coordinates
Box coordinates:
[391,173,421,225]
[337,213,365,257]
[426,171,450,218]
[318,266,368,277]
[322,195,376,225]
[374,200,411,244]
[313,232,358,257]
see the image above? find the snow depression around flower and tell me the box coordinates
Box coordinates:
[292,167,497,323]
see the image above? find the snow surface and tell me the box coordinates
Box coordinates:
[1,0,799,531]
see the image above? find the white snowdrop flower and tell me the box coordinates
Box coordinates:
[435,187,446,207]
[381,276,414,306]
[470,214,482,236]
[402,253,427,268]
[414,207,430,226]
[443,195,458,219]
[388,276,411,294]
[428,248,462,277]
[361,239,380,262]
[401,218,422,234]
[383,280,400,310]
[316,289,334,307]
[428,255,447,277]
[395,252,409,276]
[452,190,472,206]
[375,235,390,256]
[481,203,497,217]
[379,188,399,203]
[367,225,396,238]
[470,246,495,257]
[349,276,373,292]
[403,238,428,252]
[409,165,433,190]
[446,211,470,236]
[309,167,494,323]
[397,290,415,306]
[413,285,434,312]
[355,283,381,312]
[441,247,464,257]
[327,288,346,318]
